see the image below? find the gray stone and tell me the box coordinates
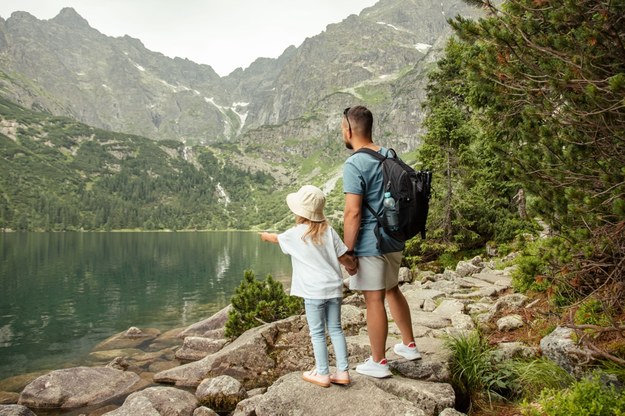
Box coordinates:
[442,269,459,280]
[196,375,248,412]
[497,314,524,331]
[452,286,503,299]
[410,311,451,329]
[492,294,529,313]
[439,408,467,416]
[419,271,437,283]
[104,386,197,416]
[0,405,37,416]
[18,367,141,409]
[454,276,493,288]
[390,359,451,383]
[178,305,232,338]
[403,289,446,303]
[433,300,465,318]
[466,302,492,315]
[155,315,311,389]
[398,267,414,283]
[232,395,264,416]
[422,280,459,294]
[540,326,593,377]
[175,337,229,362]
[492,342,539,362]
[368,376,455,416]
[471,270,507,285]
[193,407,219,416]
[340,304,366,336]
[451,313,475,331]
[254,372,427,416]
[422,298,437,312]
[92,328,161,351]
[454,261,482,277]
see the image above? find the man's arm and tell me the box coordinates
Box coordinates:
[343,192,362,251]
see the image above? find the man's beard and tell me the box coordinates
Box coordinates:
[344,140,353,150]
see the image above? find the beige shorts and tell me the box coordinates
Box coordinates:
[349,252,403,291]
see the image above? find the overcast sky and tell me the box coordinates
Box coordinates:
[0,0,379,76]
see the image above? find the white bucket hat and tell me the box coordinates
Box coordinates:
[286,185,326,222]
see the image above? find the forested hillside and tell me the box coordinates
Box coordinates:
[408,1,625,412]
[0,98,286,231]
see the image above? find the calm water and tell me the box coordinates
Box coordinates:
[0,232,292,380]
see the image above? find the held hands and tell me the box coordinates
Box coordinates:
[344,254,358,276]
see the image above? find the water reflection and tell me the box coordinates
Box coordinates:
[0,231,291,379]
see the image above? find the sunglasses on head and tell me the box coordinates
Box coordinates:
[343,107,351,132]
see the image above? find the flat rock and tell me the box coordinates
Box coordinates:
[433,300,465,318]
[18,366,141,409]
[409,311,451,329]
[92,328,160,352]
[253,372,427,416]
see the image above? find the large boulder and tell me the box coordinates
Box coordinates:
[540,326,593,377]
[104,386,197,416]
[195,375,248,413]
[253,372,428,416]
[155,315,312,389]
[18,367,141,409]
[177,305,231,339]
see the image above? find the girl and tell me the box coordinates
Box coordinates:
[260,185,358,387]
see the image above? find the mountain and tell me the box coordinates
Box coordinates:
[0,97,285,231]
[0,1,480,145]
[0,0,483,230]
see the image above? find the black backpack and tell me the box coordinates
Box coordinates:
[355,148,432,245]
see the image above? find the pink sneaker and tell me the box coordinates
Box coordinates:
[330,370,351,385]
[303,369,331,387]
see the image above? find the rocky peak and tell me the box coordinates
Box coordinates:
[51,7,92,30]
[7,11,38,22]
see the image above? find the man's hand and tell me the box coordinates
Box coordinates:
[341,252,359,275]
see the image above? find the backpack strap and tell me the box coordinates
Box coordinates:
[352,147,392,233]
[354,147,397,161]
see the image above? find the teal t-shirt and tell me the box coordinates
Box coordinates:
[342,147,404,256]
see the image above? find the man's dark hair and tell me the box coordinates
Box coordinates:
[346,106,373,137]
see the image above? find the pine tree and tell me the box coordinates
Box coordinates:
[224,270,303,338]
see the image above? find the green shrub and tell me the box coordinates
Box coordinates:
[512,249,550,293]
[521,375,625,416]
[574,298,612,326]
[445,331,517,408]
[224,270,304,338]
[509,358,575,399]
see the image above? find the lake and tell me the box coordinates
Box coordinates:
[0,231,292,381]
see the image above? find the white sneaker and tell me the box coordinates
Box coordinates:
[393,342,422,360]
[355,357,392,378]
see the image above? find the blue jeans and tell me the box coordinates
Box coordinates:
[304,297,349,375]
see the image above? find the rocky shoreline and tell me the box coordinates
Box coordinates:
[0,254,590,415]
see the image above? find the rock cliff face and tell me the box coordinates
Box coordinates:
[0,0,481,153]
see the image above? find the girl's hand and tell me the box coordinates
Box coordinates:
[259,232,278,244]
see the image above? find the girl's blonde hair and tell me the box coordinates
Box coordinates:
[296,216,328,245]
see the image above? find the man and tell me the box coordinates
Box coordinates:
[341,105,422,378]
